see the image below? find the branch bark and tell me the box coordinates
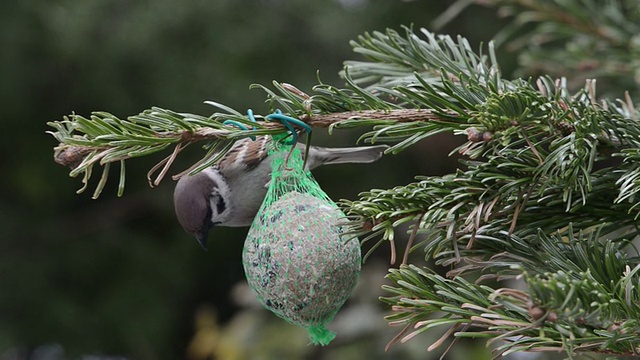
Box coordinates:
[301,108,450,126]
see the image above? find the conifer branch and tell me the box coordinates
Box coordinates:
[469,0,640,97]
[49,106,449,196]
[48,18,640,357]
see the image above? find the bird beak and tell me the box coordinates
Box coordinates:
[195,233,208,251]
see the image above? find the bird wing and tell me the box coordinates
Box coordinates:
[216,136,271,172]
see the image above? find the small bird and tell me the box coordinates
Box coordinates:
[174,136,388,249]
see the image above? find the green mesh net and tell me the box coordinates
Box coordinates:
[242,136,361,346]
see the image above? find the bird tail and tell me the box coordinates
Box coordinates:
[306,145,389,169]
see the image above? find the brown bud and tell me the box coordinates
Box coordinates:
[280,83,310,99]
[299,113,311,122]
[467,128,494,143]
[556,121,575,135]
[529,305,545,321]
[466,127,484,142]
[54,145,93,169]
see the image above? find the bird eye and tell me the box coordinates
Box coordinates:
[211,194,226,215]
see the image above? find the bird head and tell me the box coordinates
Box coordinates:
[173,168,228,250]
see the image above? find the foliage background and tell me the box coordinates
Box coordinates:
[0,1,565,359]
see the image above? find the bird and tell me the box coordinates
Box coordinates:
[173,136,388,249]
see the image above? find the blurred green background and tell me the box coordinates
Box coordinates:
[0,1,531,359]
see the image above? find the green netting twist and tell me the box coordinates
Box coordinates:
[242,135,361,345]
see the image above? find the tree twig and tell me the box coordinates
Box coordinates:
[52,108,450,169]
